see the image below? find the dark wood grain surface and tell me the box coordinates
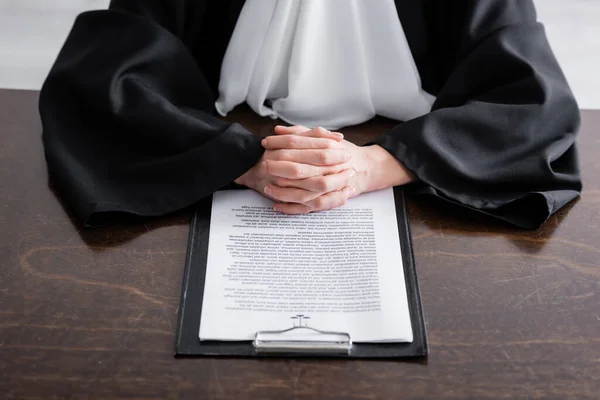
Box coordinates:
[1,89,598,399]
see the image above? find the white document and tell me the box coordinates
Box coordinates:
[199,188,413,343]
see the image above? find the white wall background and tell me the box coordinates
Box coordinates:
[1,0,599,109]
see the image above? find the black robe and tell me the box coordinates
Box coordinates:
[39,0,582,229]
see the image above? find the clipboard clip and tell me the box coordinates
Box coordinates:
[253,315,352,354]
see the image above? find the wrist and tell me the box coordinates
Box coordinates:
[363,145,416,192]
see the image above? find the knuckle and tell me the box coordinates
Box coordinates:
[287,136,298,146]
[345,189,354,201]
[291,165,303,178]
[277,149,291,161]
[325,165,340,176]
[313,197,325,209]
[323,140,335,149]
[315,177,329,192]
[319,151,333,164]
[345,172,355,184]
[314,126,328,137]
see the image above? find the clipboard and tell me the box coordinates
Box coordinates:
[175,186,428,358]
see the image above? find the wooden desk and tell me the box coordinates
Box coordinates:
[1,89,598,399]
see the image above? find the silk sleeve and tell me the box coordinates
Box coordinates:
[372,0,581,229]
[40,0,262,226]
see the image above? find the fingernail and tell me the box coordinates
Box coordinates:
[264,186,272,195]
[261,139,267,147]
[349,169,356,177]
[349,187,356,195]
[333,132,344,138]
[273,205,280,212]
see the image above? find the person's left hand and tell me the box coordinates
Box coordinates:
[263,125,416,214]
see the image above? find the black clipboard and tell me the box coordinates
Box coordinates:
[175,187,428,358]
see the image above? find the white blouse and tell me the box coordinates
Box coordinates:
[215,0,435,130]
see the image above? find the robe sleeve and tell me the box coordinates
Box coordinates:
[371,0,582,229]
[40,0,263,226]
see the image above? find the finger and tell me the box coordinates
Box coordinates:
[266,160,349,179]
[274,125,344,141]
[266,149,351,166]
[273,168,356,193]
[273,202,312,215]
[274,186,354,214]
[264,185,321,203]
[274,125,308,134]
[306,185,354,211]
[262,134,343,150]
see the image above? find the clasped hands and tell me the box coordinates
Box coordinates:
[235,125,415,214]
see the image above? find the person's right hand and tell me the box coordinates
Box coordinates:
[234,126,356,207]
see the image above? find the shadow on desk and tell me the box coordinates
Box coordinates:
[48,178,194,250]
